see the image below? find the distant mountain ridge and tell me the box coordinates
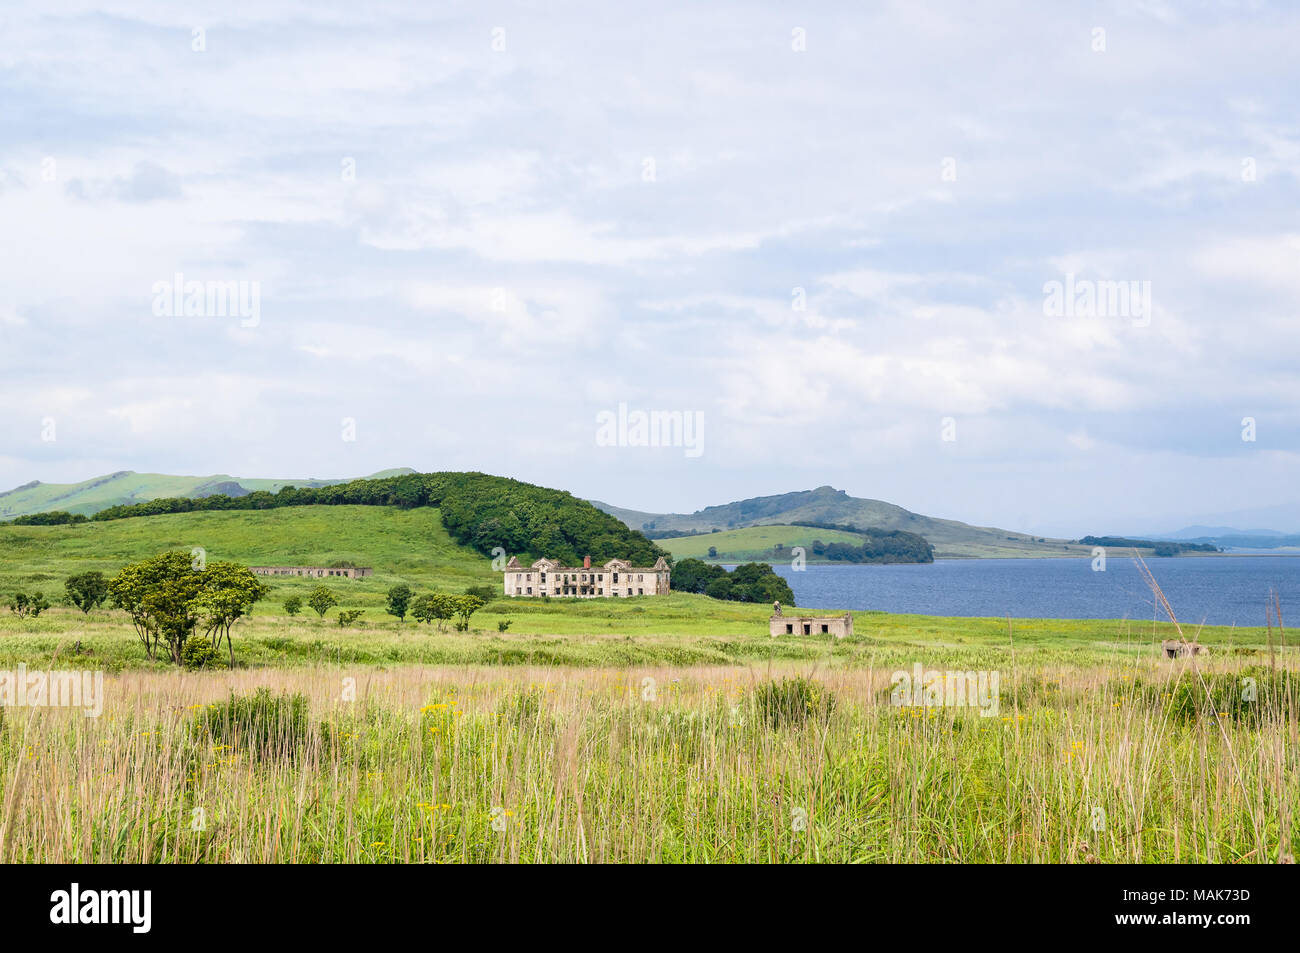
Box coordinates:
[0,468,417,519]
[592,486,1091,559]
[1162,525,1287,539]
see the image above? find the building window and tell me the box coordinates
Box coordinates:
[821,624,828,634]
[803,624,811,635]
[785,624,793,634]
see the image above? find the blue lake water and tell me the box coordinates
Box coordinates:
[763,557,1300,627]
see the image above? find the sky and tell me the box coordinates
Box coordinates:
[1,0,1298,537]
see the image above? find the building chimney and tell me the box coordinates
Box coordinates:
[583,555,591,569]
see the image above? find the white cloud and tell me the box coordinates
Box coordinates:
[1,0,1298,529]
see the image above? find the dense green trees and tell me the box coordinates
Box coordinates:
[787,524,934,563]
[7,591,50,618]
[671,559,795,605]
[1078,536,1219,556]
[5,511,87,525]
[411,593,448,627]
[65,571,109,612]
[411,592,483,631]
[107,551,268,665]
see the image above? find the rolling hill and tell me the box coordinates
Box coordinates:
[594,486,1091,559]
[0,504,497,604]
[0,468,417,520]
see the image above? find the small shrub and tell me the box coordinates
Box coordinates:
[1142,666,1294,725]
[194,688,313,761]
[496,688,544,727]
[282,596,303,616]
[466,585,497,603]
[337,609,364,627]
[752,676,836,728]
[497,619,512,633]
[181,637,222,670]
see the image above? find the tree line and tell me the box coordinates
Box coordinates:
[670,559,795,605]
[787,523,935,563]
[1077,536,1221,556]
[6,555,501,668]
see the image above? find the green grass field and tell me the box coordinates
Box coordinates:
[0,505,1288,671]
[0,504,495,602]
[1,504,1295,863]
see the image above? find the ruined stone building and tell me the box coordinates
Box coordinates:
[502,556,671,598]
[250,566,373,579]
[769,612,854,639]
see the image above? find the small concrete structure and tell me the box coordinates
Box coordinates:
[1161,639,1206,659]
[770,613,853,639]
[250,566,372,579]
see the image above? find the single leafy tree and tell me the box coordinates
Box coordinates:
[65,571,109,614]
[191,562,271,666]
[452,594,485,631]
[282,595,303,616]
[306,586,338,619]
[107,551,209,663]
[411,593,455,630]
[410,594,435,624]
[8,591,51,619]
[386,584,414,622]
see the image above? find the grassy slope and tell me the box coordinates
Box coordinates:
[0,504,495,600]
[0,467,415,519]
[596,486,1094,559]
[659,524,872,561]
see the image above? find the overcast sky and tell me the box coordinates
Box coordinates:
[1,1,1297,536]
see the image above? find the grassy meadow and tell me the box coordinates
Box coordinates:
[0,506,1296,863]
[0,659,1294,863]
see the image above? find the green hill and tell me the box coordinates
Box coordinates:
[1,470,665,597]
[595,485,1090,559]
[0,468,418,519]
[0,505,495,607]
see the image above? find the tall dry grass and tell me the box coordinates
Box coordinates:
[0,656,1295,863]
